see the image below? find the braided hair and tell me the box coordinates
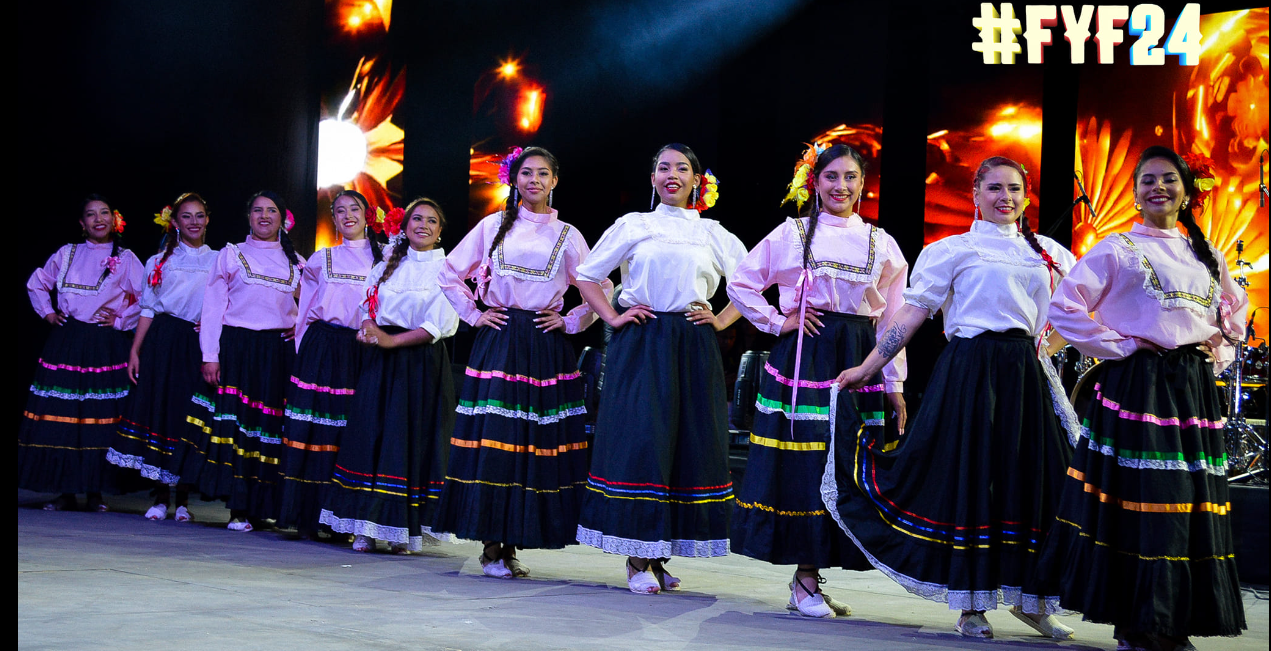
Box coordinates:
[150,192,208,286]
[1131,146,1222,282]
[246,190,300,268]
[650,143,703,210]
[972,157,1062,275]
[376,197,447,289]
[80,194,124,284]
[798,145,868,270]
[488,147,559,259]
[332,188,382,264]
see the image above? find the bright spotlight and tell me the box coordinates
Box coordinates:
[317,119,368,188]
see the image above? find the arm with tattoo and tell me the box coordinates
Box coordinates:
[837,303,930,389]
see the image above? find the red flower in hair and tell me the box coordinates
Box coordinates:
[382,207,405,238]
[1180,152,1218,213]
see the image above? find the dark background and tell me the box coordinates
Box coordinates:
[13,0,1241,425]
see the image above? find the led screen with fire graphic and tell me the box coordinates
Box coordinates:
[923,8,1268,340]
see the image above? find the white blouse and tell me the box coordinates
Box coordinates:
[904,220,1077,339]
[575,203,748,312]
[139,242,218,323]
[361,247,459,341]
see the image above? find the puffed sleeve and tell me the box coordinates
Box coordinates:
[575,215,641,285]
[709,223,748,279]
[199,248,234,363]
[112,250,146,331]
[561,228,606,335]
[1211,243,1250,375]
[877,233,910,393]
[139,254,161,319]
[437,215,491,326]
[1047,239,1139,360]
[293,250,325,351]
[27,246,65,319]
[902,239,956,317]
[360,262,386,324]
[420,262,461,341]
[726,223,787,336]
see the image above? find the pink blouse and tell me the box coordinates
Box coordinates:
[199,237,301,363]
[727,213,909,392]
[295,238,375,350]
[438,206,599,335]
[1049,222,1249,374]
[27,241,144,331]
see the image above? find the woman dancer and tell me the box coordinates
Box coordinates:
[278,190,380,535]
[191,191,301,531]
[107,194,217,521]
[319,198,459,553]
[727,144,908,617]
[22,195,143,512]
[1040,146,1248,651]
[435,147,606,577]
[829,156,1079,638]
[574,143,747,594]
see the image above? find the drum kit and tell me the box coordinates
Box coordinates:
[1053,240,1268,484]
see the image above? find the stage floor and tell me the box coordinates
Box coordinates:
[18,490,1269,651]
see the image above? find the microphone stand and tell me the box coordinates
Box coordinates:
[1044,172,1097,238]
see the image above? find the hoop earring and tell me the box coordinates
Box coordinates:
[1134,201,1142,211]
[548,189,553,208]
[650,187,657,210]
[1181,200,1188,209]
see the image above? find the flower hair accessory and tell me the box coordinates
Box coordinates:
[283,209,296,232]
[368,206,388,233]
[153,206,173,231]
[781,143,827,209]
[693,169,720,212]
[101,256,120,275]
[113,210,126,234]
[497,147,524,186]
[379,206,406,247]
[1181,152,1217,213]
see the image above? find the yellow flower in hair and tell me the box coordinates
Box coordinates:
[700,170,720,209]
[1021,198,1031,210]
[1195,177,1215,192]
[153,206,173,230]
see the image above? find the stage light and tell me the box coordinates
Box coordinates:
[990,122,1015,137]
[499,59,520,79]
[317,119,368,188]
[1000,106,1018,116]
[362,2,373,15]
[1018,124,1042,139]
[518,87,543,132]
[348,14,363,28]
[927,130,948,139]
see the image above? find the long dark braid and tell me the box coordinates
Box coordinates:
[332,189,382,264]
[797,145,868,270]
[973,156,1061,275]
[488,146,560,259]
[1132,146,1222,282]
[246,190,300,267]
[150,192,208,286]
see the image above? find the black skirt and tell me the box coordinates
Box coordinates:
[188,325,295,517]
[576,311,733,558]
[434,309,589,549]
[1038,346,1246,638]
[731,312,879,569]
[277,321,366,530]
[18,318,132,494]
[823,330,1076,612]
[107,313,201,486]
[319,330,455,550]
